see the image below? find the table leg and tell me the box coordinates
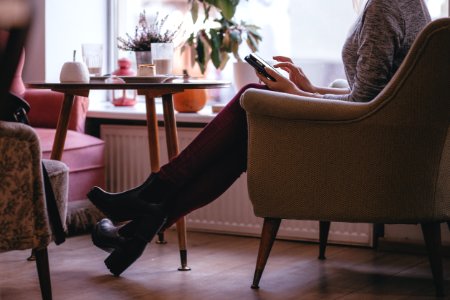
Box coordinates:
[144,96,167,244]
[161,94,191,271]
[144,97,160,173]
[50,93,75,160]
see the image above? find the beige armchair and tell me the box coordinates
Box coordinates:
[240,18,450,297]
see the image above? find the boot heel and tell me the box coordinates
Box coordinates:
[104,237,147,276]
[103,216,168,276]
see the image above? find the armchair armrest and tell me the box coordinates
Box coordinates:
[0,121,51,250]
[240,88,378,122]
[23,89,89,132]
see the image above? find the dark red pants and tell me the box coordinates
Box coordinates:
[158,83,265,227]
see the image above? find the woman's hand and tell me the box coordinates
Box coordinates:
[272,56,317,93]
[255,67,305,96]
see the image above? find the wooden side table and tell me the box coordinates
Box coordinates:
[26,79,230,270]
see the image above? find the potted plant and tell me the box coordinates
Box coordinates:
[117,11,182,66]
[183,0,262,75]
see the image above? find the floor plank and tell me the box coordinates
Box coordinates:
[0,230,448,299]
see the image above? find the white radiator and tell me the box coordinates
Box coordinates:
[101,124,372,246]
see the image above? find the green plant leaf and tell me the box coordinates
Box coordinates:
[212,0,239,21]
[190,0,199,23]
[209,29,222,68]
[219,51,230,69]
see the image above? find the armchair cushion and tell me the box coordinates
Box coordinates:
[37,128,105,202]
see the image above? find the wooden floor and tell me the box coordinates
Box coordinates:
[0,230,449,300]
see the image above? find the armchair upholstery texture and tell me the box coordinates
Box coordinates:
[0,120,69,300]
[0,121,68,250]
[240,18,450,296]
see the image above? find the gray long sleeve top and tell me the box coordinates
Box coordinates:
[324,0,431,102]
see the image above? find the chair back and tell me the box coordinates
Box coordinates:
[0,0,32,99]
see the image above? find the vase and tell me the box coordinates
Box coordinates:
[233,61,259,91]
[134,51,152,67]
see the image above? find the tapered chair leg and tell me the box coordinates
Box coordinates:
[372,223,385,249]
[251,218,281,289]
[421,222,444,297]
[34,247,52,300]
[318,221,330,260]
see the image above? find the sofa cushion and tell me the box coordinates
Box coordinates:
[36,128,105,202]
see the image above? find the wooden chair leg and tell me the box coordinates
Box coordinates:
[372,223,385,248]
[251,218,281,289]
[156,230,167,244]
[318,221,330,260]
[34,247,53,300]
[421,222,444,297]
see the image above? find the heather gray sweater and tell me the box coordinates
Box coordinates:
[324,0,431,102]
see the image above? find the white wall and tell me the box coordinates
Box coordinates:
[23,0,108,82]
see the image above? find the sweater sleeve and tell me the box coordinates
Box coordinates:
[324,1,404,102]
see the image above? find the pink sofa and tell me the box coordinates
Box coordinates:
[11,51,105,203]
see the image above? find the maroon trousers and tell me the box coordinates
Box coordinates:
[158,83,265,227]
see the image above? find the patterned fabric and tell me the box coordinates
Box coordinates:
[0,121,68,251]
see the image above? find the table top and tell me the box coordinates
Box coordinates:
[26,79,231,91]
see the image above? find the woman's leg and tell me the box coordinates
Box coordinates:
[158,83,265,188]
[162,133,248,229]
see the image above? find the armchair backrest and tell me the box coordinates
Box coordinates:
[361,17,450,218]
[0,0,31,100]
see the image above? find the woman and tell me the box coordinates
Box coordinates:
[88,0,431,276]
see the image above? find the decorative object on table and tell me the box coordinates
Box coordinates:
[183,0,262,74]
[117,10,182,67]
[60,50,90,83]
[173,70,208,112]
[114,57,136,76]
[81,43,103,76]
[110,57,137,106]
[137,64,156,76]
[233,58,260,90]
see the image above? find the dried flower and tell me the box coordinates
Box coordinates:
[117,11,182,51]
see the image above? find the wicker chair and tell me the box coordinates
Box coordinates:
[240,18,450,297]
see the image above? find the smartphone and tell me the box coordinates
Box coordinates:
[244,53,278,81]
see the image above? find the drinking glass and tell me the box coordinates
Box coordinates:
[81,43,103,76]
[151,43,174,75]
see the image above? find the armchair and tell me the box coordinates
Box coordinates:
[240,18,450,297]
[12,53,106,203]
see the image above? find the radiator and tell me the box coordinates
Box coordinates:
[101,124,372,246]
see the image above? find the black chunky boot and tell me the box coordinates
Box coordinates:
[87,173,174,222]
[104,215,167,276]
[91,218,138,253]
